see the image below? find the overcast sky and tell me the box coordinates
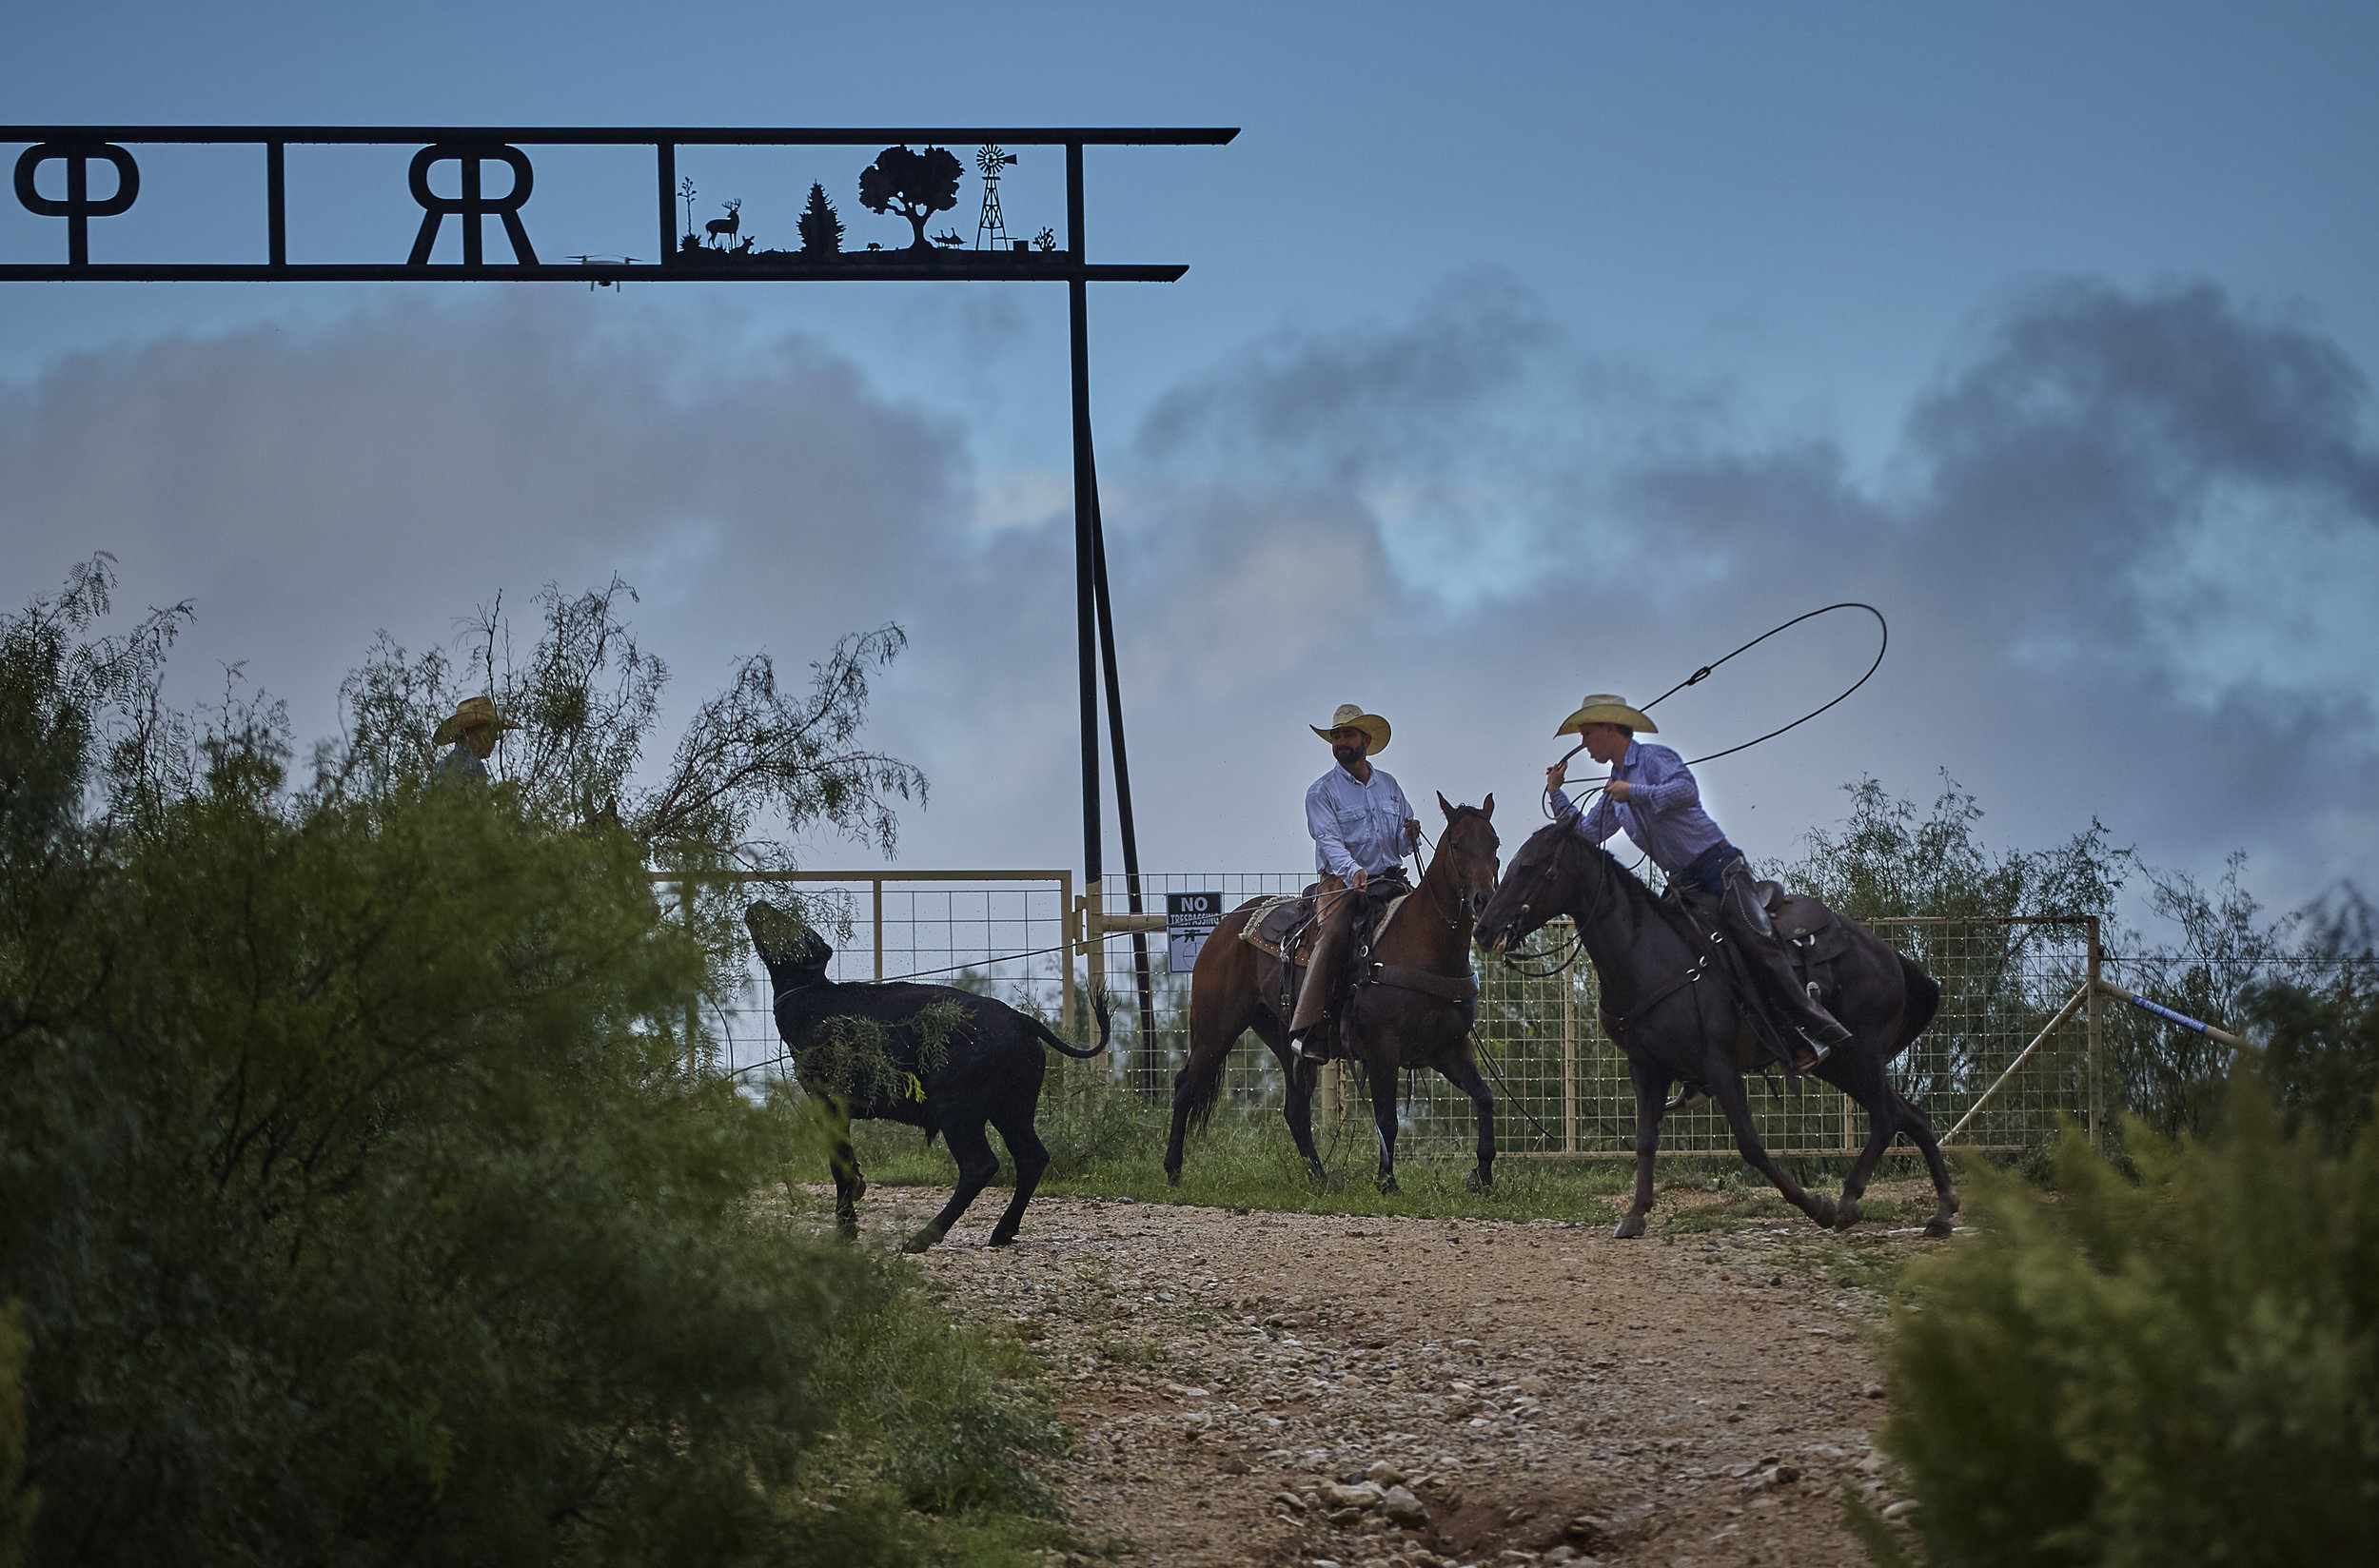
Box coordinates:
[5,3,2375,921]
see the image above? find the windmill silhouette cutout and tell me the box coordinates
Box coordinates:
[974,144,1018,250]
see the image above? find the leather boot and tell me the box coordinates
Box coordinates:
[1720,862,1853,1065]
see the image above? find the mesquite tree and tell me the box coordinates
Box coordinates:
[856,145,961,250]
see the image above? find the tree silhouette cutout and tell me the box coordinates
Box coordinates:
[857,146,962,251]
[798,183,844,255]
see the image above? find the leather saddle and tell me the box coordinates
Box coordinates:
[1761,884,1855,978]
[1242,892,1321,962]
[1239,880,1423,1024]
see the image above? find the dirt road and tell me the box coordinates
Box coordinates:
[856,1181,1941,1568]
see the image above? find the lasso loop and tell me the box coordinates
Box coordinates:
[1539,601,1889,820]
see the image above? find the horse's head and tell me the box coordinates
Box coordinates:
[1432,792,1501,924]
[1475,817,1587,953]
[745,899,835,990]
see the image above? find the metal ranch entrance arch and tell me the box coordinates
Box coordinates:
[4,121,1238,1043]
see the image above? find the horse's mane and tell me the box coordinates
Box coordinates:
[1540,822,1702,948]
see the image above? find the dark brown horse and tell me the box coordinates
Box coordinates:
[1474,820,1958,1238]
[1165,795,1503,1194]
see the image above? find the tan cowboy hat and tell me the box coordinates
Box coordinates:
[1555,693,1657,736]
[1310,702,1391,755]
[433,696,522,747]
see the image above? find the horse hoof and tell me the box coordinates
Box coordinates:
[1833,1198,1862,1232]
[987,1230,1018,1248]
[1463,1167,1493,1195]
[899,1229,941,1254]
[1614,1212,1647,1240]
[1375,1176,1400,1195]
[1810,1197,1838,1229]
[1924,1216,1955,1239]
[1165,1166,1183,1187]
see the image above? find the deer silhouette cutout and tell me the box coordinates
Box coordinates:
[732,235,756,255]
[705,199,742,248]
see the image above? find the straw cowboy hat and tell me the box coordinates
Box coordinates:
[433,696,523,747]
[1555,694,1658,736]
[1310,703,1391,755]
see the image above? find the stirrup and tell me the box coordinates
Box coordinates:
[1664,1084,1708,1113]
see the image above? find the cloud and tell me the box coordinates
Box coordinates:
[2,277,2372,911]
[0,294,966,730]
[1102,276,2379,908]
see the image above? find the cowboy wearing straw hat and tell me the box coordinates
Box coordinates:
[433,696,521,783]
[1545,694,1852,1069]
[1288,704,1423,1062]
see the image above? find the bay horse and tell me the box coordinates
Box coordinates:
[1473,821,1958,1238]
[1164,795,1502,1194]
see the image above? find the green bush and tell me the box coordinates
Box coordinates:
[0,564,1061,1567]
[1038,1066,1167,1179]
[0,1303,30,1568]
[1866,1079,2379,1567]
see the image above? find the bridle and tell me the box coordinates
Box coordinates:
[1496,831,1607,978]
[1417,809,1497,933]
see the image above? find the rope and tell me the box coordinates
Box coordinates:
[1541,601,1890,820]
[1469,1033,1566,1149]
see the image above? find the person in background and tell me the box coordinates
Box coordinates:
[433,696,519,783]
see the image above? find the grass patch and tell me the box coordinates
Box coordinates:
[841,1075,1963,1231]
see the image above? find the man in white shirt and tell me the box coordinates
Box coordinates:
[1288,704,1422,1061]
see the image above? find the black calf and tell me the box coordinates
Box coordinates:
[745,901,1110,1252]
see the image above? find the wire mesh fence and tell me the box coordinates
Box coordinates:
[1086,878,2101,1158]
[678,870,1075,1085]
[686,867,2368,1162]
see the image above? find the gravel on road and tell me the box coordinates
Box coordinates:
[844,1181,1943,1568]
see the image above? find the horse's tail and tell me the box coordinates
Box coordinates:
[1033,990,1112,1059]
[1180,904,1266,1135]
[1893,953,1941,1060]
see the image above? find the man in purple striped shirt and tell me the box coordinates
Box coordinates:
[1546,694,1851,1068]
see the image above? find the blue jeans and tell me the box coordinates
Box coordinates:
[1672,841,1744,900]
